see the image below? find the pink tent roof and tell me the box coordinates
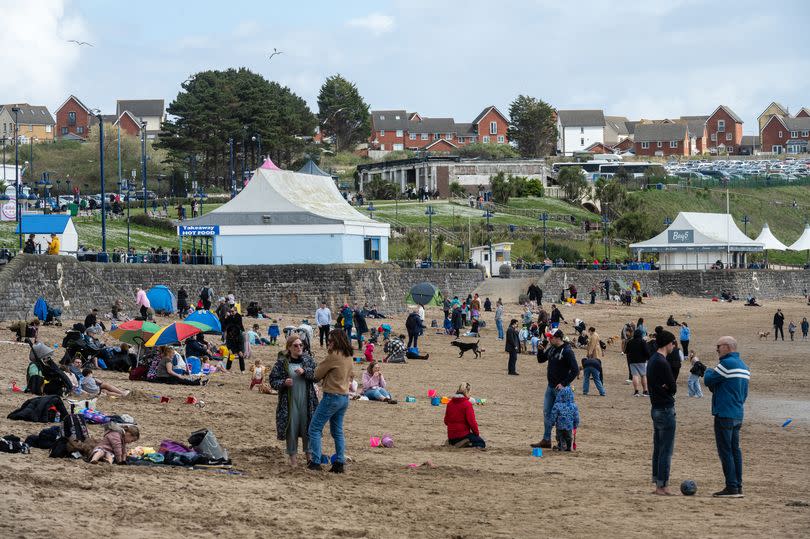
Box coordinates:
[260,158,280,170]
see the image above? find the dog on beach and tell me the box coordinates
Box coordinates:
[758,331,770,340]
[450,340,482,358]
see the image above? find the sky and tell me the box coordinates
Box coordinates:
[2,0,809,134]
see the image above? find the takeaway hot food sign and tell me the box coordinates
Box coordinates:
[668,230,693,243]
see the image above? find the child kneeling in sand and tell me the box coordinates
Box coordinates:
[90,424,139,464]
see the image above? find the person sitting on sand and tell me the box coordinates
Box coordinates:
[362,362,397,404]
[151,346,208,386]
[666,315,680,327]
[444,382,485,449]
[90,424,139,464]
[80,367,130,397]
[744,296,761,307]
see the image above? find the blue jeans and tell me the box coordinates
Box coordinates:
[364,388,391,401]
[582,367,605,395]
[308,392,349,465]
[687,374,703,397]
[651,407,676,488]
[543,385,559,440]
[714,416,743,490]
[496,319,504,340]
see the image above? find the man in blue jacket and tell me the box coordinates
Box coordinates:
[704,336,750,498]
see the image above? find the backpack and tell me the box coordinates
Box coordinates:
[62,413,89,442]
[25,425,62,449]
[200,287,212,301]
[0,435,30,454]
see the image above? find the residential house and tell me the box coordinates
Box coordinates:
[116,99,165,139]
[368,106,509,152]
[603,115,631,146]
[705,105,743,155]
[0,103,55,143]
[761,115,810,154]
[740,135,760,155]
[556,109,606,156]
[797,107,810,118]
[633,122,689,157]
[678,116,708,154]
[613,137,635,154]
[584,142,613,154]
[55,95,94,140]
[101,111,141,137]
[757,102,789,135]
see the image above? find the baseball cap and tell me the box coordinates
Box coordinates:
[551,329,565,340]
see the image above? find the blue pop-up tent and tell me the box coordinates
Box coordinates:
[184,309,222,334]
[146,285,177,314]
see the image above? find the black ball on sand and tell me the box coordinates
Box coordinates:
[680,480,698,496]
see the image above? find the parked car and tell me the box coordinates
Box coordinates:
[131,190,157,200]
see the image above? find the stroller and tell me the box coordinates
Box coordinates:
[33,297,62,327]
[60,324,102,365]
[25,340,72,396]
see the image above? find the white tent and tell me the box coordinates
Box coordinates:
[178,159,390,265]
[754,223,787,250]
[630,212,763,270]
[789,224,810,251]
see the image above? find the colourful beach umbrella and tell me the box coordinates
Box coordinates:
[184,309,222,334]
[144,321,212,347]
[109,320,162,346]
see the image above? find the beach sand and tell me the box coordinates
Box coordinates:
[0,295,808,538]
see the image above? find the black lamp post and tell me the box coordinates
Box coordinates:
[140,121,147,213]
[538,211,549,259]
[228,137,236,198]
[602,213,611,260]
[96,113,107,254]
[425,205,437,262]
[742,214,750,236]
[483,209,495,276]
[12,106,21,250]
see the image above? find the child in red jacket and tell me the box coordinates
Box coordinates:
[443,382,486,449]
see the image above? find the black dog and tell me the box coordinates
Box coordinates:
[451,340,481,358]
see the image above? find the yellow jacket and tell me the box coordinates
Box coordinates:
[47,237,60,255]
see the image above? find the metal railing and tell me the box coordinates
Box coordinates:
[388,259,473,269]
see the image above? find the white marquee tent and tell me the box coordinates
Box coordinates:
[630,212,763,270]
[754,223,787,251]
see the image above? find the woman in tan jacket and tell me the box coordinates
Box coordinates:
[586,327,603,360]
[307,329,353,473]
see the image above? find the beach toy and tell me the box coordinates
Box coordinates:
[160,396,171,403]
[440,396,450,404]
[320,455,330,464]
[427,389,437,397]
[354,357,363,363]
[680,480,697,496]
[185,395,198,405]
[405,396,416,403]
[431,396,441,406]
[782,418,793,428]
[573,427,577,450]
[187,356,202,375]
[532,447,543,458]
[381,434,394,448]
[370,436,381,448]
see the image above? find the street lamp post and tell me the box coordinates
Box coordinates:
[664,216,672,227]
[12,106,21,250]
[742,214,750,236]
[425,205,437,263]
[29,136,34,181]
[140,121,147,213]
[366,202,376,219]
[601,213,610,261]
[229,138,235,198]
[483,209,494,277]
[97,113,107,255]
[538,211,549,259]
[251,134,262,167]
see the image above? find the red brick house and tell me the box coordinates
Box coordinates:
[369,106,509,152]
[705,105,743,155]
[679,116,708,154]
[633,122,689,157]
[761,115,810,154]
[584,142,613,154]
[424,139,458,153]
[115,110,141,137]
[797,107,810,118]
[55,94,93,140]
[613,137,634,153]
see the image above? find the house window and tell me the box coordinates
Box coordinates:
[379,115,385,120]
[670,140,678,148]
[490,121,497,135]
[641,142,650,149]
[434,133,441,140]
[710,133,717,141]
[497,135,505,143]
[483,136,490,143]
[421,133,428,140]
[393,143,404,151]
[469,136,476,143]
[68,112,76,126]
[580,138,584,146]
[409,133,416,140]
[726,132,732,141]
[61,127,68,135]
[380,130,385,137]
[364,237,381,261]
[396,129,403,137]
[580,127,584,134]
[717,120,725,131]
[791,131,798,138]
[77,126,84,134]
[727,147,734,153]
[446,133,452,140]
[772,145,782,153]
[45,125,52,133]
[803,131,809,137]
[394,115,400,120]
[657,141,663,148]
[778,131,783,138]
[380,144,385,151]
[458,137,465,143]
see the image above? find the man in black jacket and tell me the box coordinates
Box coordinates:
[532,329,579,448]
[505,319,520,375]
[625,329,650,397]
[773,309,785,341]
[647,330,678,495]
[405,310,422,349]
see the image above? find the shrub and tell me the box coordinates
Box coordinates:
[498,264,512,278]
[129,214,175,231]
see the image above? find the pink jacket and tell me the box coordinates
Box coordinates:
[96,430,127,463]
[362,371,386,393]
[135,289,150,308]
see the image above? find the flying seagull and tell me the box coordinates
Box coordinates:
[67,39,94,47]
[268,48,283,61]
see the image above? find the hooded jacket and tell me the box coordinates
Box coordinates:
[537,342,579,387]
[548,386,580,431]
[444,395,479,439]
[704,352,750,420]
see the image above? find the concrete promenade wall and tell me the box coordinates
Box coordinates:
[511,268,810,299]
[0,255,486,320]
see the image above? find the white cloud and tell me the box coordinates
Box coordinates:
[0,0,86,109]
[346,13,395,36]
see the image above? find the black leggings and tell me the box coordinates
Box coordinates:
[226,354,245,372]
[153,376,203,386]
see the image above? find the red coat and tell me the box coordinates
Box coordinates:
[444,396,479,439]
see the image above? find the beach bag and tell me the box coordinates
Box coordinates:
[0,435,30,454]
[159,440,192,454]
[146,355,162,380]
[62,413,89,442]
[188,428,228,461]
